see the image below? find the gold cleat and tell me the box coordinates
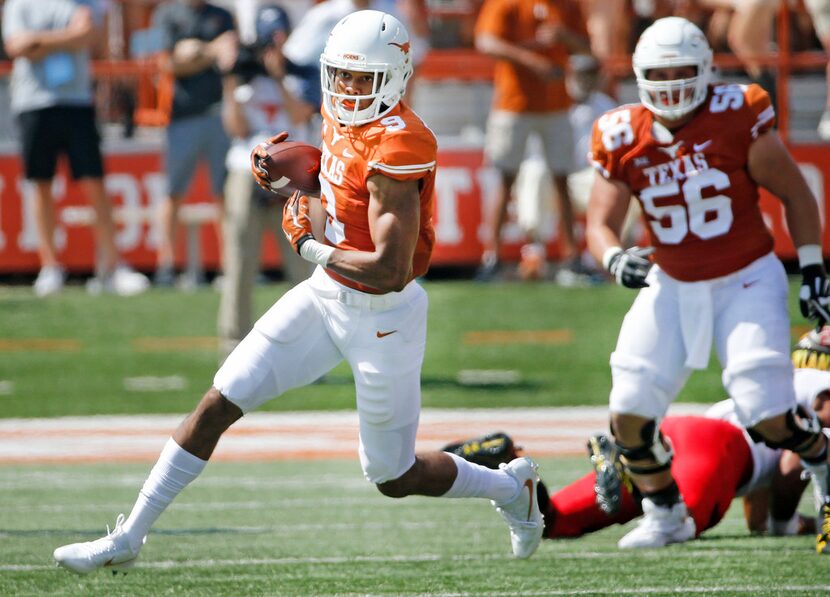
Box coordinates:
[587,434,631,515]
[817,502,830,554]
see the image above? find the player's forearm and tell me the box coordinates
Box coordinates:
[749,131,822,248]
[586,224,623,265]
[32,27,95,52]
[168,40,217,77]
[585,175,631,263]
[33,7,96,53]
[170,54,216,77]
[777,162,822,249]
[475,34,546,71]
[586,207,628,267]
[325,250,412,293]
[783,195,822,251]
[4,36,38,59]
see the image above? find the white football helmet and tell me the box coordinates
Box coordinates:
[320,10,413,126]
[632,17,713,120]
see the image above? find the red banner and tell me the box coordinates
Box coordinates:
[1,145,828,274]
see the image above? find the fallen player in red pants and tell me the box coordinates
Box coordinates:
[445,376,830,542]
[543,415,805,539]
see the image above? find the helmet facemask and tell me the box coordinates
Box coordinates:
[321,63,408,126]
[632,17,713,121]
[635,65,707,120]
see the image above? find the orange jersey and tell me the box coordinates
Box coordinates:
[318,102,437,293]
[475,0,587,113]
[590,84,776,281]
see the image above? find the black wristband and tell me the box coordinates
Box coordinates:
[295,234,314,255]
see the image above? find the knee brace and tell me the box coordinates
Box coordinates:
[613,419,674,475]
[747,406,824,455]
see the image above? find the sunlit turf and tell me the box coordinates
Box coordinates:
[2,276,823,594]
[0,457,825,596]
[0,278,812,418]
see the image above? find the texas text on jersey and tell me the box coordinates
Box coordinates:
[590,83,776,281]
[318,101,437,294]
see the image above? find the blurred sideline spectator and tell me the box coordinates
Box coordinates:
[2,0,149,297]
[473,0,590,282]
[578,0,629,60]
[726,0,780,109]
[217,4,317,362]
[151,0,235,288]
[563,54,616,212]
[232,0,316,40]
[513,54,616,283]
[692,3,733,53]
[804,0,830,139]
[282,0,430,74]
[564,53,643,264]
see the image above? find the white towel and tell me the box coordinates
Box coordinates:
[678,281,714,369]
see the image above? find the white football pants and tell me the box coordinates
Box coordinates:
[610,252,796,427]
[214,266,427,483]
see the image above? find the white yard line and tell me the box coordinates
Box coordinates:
[0,405,710,464]
[2,550,828,596]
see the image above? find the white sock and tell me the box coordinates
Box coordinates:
[121,438,207,548]
[442,453,519,503]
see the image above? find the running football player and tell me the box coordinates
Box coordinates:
[52,11,543,574]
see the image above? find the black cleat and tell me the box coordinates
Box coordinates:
[587,434,630,516]
[443,432,519,469]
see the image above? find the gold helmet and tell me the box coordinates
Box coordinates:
[792,327,830,371]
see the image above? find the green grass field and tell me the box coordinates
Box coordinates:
[0,278,811,418]
[1,458,826,596]
[1,278,827,595]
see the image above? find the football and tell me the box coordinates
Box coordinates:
[254,141,322,195]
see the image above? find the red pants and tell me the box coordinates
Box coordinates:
[545,416,753,538]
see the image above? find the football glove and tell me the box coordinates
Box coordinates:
[800,264,830,326]
[250,131,289,192]
[282,190,314,254]
[606,246,654,289]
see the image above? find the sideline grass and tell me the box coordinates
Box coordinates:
[2,278,812,418]
[0,457,826,596]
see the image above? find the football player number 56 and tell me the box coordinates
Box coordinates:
[640,169,734,244]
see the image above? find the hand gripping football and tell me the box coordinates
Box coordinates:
[252,140,322,195]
